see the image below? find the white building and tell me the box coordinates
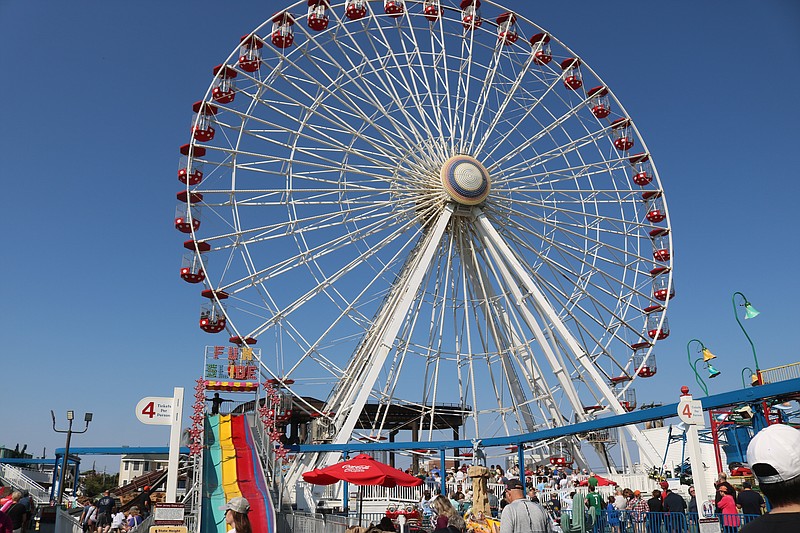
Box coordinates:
[117,454,169,486]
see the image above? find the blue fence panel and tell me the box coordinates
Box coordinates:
[552,510,762,533]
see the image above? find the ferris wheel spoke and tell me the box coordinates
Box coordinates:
[501,197,656,249]
[464,40,506,153]
[320,13,435,147]
[479,65,567,164]
[495,217,649,349]
[503,211,653,306]
[489,103,606,178]
[499,156,632,188]
[396,14,450,146]
[472,241,567,428]
[257,37,425,154]
[454,30,479,153]
[194,193,398,251]
[245,216,423,341]
[228,212,413,298]
[364,15,442,142]
[211,107,401,172]
[428,18,457,153]
[471,49,537,156]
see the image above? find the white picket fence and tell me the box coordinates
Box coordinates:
[301,472,658,514]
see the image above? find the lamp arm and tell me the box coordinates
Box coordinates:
[687,339,710,397]
[741,367,755,388]
[692,359,709,397]
[732,291,760,370]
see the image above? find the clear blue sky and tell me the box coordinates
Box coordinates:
[1,1,798,473]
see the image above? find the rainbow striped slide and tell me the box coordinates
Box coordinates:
[202,414,275,533]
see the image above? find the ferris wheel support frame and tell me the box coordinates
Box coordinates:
[285,204,455,484]
[472,207,661,468]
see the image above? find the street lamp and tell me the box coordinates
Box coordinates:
[732,291,761,381]
[741,367,759,388]
[687,339,721,397]
[51,410,93,506]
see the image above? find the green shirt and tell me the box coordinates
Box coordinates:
[587,491,603,512]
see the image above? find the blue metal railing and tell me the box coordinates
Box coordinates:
[554,509,762,532]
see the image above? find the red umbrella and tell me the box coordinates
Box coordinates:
[303,454,423,526]
[302,453,424,487]
[579,474,617,487]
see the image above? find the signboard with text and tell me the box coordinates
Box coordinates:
[154,503,185,525]
[136,397,173,425]
[204,345,261,391]
[677,397,705,428]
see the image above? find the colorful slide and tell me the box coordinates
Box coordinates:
[202,414,276,533]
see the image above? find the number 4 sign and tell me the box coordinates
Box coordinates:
[677,397,705,428]
[135,388,184,505]
[136,397,174,425]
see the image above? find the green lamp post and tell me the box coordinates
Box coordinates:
[741,367,759,388]
[732,291,761,383]
[687,339,721,396]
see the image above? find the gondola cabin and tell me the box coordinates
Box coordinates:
[611,118,634,151]
[632,342,657,378]
[530,33,552,65]
[611,377,637,412]
[191,101,218,142]
[643,191,666,223]
[652,269,675,301]
[271,12,295,48]
[587,86,610,119]
[629,153,653,186]
[650,228,670,262]
[548,442,573,467]
[307,0,330,31]
[178,144,205,186]
[496,13,518,45]
[423,0,441,21]
[561,58,582,90]
[646,309,670,340]
[460,0,482,29]
[180,252,205,284]
[200,302,226,333]
[212,65,237,104]
[238,35,263,73]
[384,0,404,17]
[345,0,368,20]
[175,205,201,233]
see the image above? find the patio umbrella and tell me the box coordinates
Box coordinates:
[303,454,423,525]
[579,474,617,486]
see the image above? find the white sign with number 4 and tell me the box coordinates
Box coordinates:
[136,396,173,425]
[677,397,705,428]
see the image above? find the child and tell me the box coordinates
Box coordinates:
[607,495,620,533]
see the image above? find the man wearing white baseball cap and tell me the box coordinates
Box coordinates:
[740,424,800,532]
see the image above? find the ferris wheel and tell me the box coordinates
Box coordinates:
[176,0,674,474]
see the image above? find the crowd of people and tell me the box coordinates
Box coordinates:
[0,490,35,533]
[376,437,794,533]
[77,490,146,533]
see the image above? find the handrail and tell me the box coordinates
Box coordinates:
[759,362,800,384]
[0,464,50,505]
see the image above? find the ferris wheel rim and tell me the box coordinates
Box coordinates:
[179,0,673,456]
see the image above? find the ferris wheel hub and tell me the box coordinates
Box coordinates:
[441,155,491,205]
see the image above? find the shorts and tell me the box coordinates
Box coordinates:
[98,513,112,527]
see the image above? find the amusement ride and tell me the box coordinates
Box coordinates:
[175,0,676,503]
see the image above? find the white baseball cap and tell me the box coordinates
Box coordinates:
[747,424,800,484]
[220,497,250,514]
